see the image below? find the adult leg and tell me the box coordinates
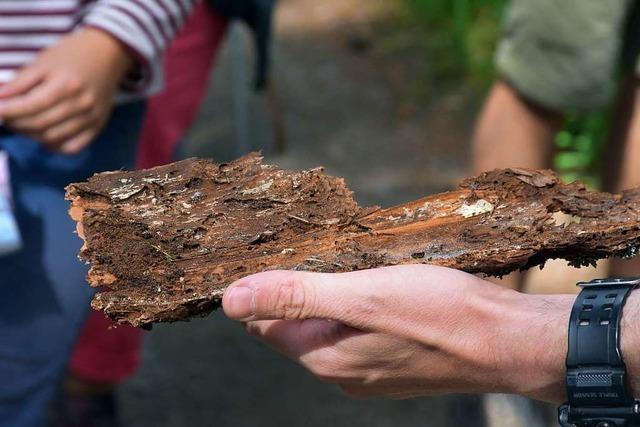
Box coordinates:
[478,1,629,425]
[471,81,561,427]
[471,80,562,290]
[472,80,561,174]
[603,76,640,276]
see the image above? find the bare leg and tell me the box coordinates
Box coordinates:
[472,80,562,289]
[473,80,564,427]
[604,76,640,276]
[472,80,562,175]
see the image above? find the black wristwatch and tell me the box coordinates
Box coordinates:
[559,277,640,427]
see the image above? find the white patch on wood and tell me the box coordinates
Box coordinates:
[241,180,274,196]
[457,199,494,218]
[109,183,144,200]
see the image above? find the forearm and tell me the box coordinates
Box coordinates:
[491,290,571,403]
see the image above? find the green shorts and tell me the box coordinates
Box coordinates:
[496,0,640,111]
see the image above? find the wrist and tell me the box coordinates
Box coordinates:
[490,289,573,403]
[74,28,134,79]
[465,281,640,404]
[622,290,640,398]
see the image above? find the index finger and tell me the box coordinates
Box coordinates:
[246,319,354,361]
[0,66,46,99]
[0,75,77,119]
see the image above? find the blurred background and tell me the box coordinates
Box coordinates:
[116,0,613,426]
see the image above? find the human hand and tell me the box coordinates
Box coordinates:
[0,28,133,154]
[223,265,573,402]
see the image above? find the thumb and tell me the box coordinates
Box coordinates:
[222,269,379,326]
[223,265,484,343]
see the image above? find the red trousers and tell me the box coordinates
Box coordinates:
[69,2,228,383]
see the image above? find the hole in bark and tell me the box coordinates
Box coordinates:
[185,177,202,188]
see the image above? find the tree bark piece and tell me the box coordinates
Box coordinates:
[66,153,640,328]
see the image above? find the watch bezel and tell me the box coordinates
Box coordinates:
[577,277,640,288]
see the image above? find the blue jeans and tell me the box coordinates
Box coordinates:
[0,102,145,427]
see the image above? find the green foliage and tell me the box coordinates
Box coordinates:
[554,113,608,188]
[403,0,607,186]
[404,0,506,85]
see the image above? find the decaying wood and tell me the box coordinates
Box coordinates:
[66,153,640,328]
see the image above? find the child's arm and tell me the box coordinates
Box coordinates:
[0,1,196,154]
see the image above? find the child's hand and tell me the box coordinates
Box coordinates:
[0,28,134,154]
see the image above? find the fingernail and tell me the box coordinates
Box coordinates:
[224,286,255,319]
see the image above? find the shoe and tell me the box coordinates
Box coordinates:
[48,388,120,427]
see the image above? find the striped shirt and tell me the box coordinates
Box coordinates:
[0,0,198,94]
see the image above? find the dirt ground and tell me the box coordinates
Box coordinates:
[118,1,581,425]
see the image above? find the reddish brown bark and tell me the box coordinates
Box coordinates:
[66,153,640,327]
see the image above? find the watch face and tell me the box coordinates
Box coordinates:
[578,277,640,288]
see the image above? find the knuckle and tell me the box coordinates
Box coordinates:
[86,108,104,125]
[308,359,340,381]
[63,77,83,93]
[42,128,63,144]
[80,92,97,109]
[28,118,48,132]
[304,351,351,383]
[271,275,314,319]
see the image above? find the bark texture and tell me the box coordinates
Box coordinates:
[66,153,640,327]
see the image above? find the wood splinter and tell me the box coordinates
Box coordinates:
[65,153,640,328]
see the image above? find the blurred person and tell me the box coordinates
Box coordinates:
[51,312,143,427]
[471,1,640,425]
[57,3,275,424]
[0,1,196,426]
[137,0,276,168]
[138,0,229,168]
[62,2,274,421]
[472,0,640,290]
[52,5,229,425]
